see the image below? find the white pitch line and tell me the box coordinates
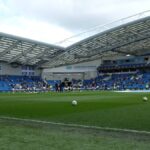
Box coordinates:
[0,116,150,135]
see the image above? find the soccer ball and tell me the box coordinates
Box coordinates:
[143,96,148,102]
[72,100,77,106]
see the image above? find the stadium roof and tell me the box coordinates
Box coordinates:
[0,32,64,66]
[0,11,150,68]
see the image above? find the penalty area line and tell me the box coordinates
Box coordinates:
[0,116,150,135]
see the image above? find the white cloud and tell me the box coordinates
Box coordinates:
[0,16,73,44]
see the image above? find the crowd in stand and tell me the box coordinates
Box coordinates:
[0,75,50,92]
[82,71,150,90]
[0,70,150,92]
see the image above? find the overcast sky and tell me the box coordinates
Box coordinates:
[0,0,150,45]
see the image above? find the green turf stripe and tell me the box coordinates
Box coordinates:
[1,116,150,135]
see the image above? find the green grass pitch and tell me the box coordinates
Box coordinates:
[0,91,150,150]
[0,91,150,131]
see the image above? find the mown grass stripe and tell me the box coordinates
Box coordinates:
[1,116,150,135]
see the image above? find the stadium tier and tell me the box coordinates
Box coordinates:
[83,71,150,90]
[0,75,45,92]
[0,69,150,92]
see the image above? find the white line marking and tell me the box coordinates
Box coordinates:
[0,116,150,135]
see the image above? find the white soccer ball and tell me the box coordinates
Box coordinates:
[72,100,77,106]
[143,96,148,102]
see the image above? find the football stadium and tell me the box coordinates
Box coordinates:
[0,5,150,150]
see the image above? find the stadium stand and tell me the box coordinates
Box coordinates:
[0,75,47,92]
[82,70,150,91]
[0,70,150,92]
